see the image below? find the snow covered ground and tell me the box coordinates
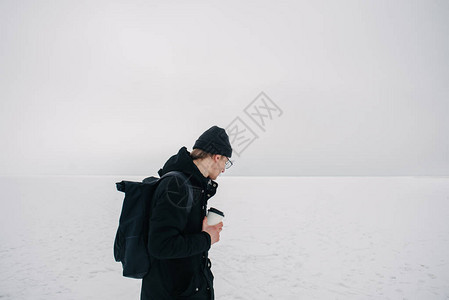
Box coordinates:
[1,176,448,299]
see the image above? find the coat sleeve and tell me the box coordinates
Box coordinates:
[147,177,211,259]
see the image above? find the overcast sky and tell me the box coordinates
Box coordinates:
[1,0,448,176]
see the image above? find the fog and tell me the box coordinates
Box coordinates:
[1,0,448,176]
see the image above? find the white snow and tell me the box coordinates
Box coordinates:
[1,176,448,299]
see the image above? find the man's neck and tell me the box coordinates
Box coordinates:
[193,159,210,178]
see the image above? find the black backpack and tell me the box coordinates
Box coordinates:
[113,171,193,279]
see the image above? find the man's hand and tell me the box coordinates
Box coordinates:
[202,217,223,245]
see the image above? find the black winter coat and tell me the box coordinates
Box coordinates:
[141,147,218,300]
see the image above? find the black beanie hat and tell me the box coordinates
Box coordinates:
[193,126,232,158]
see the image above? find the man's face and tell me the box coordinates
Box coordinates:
[209,155,227,180]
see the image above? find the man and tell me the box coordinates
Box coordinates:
[141,126,233,300]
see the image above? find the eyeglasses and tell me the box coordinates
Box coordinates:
[225,157,233,169]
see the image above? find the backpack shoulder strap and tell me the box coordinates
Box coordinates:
[158,171,194,214]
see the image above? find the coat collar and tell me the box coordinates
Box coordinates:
[157,146,219,192]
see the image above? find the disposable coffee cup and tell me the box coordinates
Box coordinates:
[207,207,225,226]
